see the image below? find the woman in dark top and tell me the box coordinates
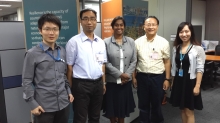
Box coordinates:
[170,22,205,123]
[103,16,137,123]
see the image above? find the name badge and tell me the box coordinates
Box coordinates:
[96,54,104,62]
[179,69,183,77]
[150,52,159,60]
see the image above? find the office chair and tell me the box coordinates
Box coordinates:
[215,45,220,55]
[202,61,214,90]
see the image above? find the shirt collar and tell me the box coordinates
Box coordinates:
[80,31,98,42]
[40,42,60,51]
[111,36,127,43]
[145,34,157,42]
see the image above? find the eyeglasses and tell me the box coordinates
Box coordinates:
[42,28,59,32]
[81,17,97,22]
[145,24,157,27]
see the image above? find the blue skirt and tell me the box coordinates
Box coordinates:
[103,81,136,118]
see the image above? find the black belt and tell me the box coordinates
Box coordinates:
[73,77,102,83]
[138,72,161,77]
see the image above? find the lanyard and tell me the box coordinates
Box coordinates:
[179,44,191,68]
[39,43,61,62]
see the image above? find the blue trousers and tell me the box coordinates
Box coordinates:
[136,72,164,123]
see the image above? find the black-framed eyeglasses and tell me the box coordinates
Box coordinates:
[81,17,97,22]
[42,28,59,32]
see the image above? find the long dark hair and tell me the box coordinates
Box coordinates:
[173,22,200,46]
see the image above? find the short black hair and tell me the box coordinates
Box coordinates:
[38,13,61,30]
[111,16,126,28]
[79,8,97,19]
[144,16,159,25]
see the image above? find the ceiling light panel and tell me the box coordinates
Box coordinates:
[0,4,11,7]
[0,0,22,2]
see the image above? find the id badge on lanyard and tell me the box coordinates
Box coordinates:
[179,62,183,77]
[178,44,191,77]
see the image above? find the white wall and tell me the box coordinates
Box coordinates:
[148,0,186,42]
[148,0,158,16]
[191,0,206,41]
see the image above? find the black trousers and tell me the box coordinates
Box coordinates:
[137,73,164,123]
[72,78,103,123]
[34,104,70,123]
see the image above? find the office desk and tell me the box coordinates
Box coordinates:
[205,50,215,55]
[206,55,220,61]
[203,55,220,89]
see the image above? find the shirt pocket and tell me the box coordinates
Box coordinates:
[38,59,53,70]
[58,61,67,73]
[153,49,162,60]
[96,52,105,65]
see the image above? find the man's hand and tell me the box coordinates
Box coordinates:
[163,80,170,90]
[103,84,106,94]
[69,94,74,103]
[132,78,137,88]
[31,106,45,116]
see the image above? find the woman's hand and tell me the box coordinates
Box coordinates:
[193,86,200,96]
[120,73,130,85]
[120,73,130,80]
